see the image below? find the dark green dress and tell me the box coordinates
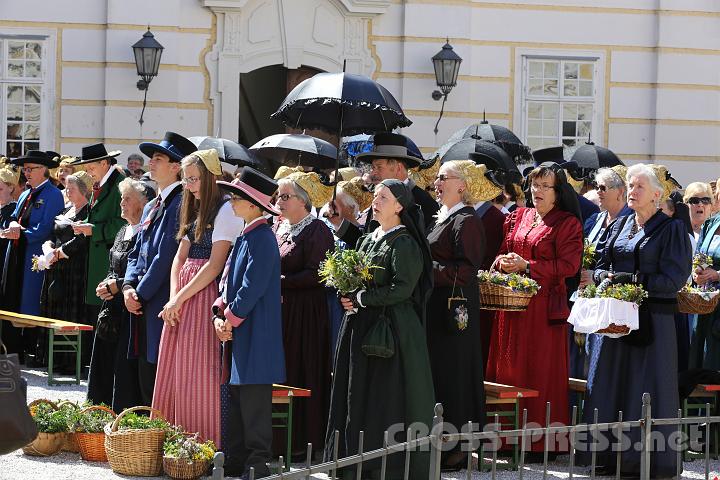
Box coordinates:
[324,227,436,480]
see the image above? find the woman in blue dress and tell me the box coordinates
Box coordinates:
[581,163,692,477]
[578,167,631,388]
[688,212,720,370]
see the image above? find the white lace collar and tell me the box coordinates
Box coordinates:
[370,224,405,242]
[277,213,315,239]
[435,202,466,224]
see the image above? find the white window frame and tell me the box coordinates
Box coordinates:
[0,28,56,156]
[513,48,606,150]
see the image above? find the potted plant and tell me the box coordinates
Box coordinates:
[162,426,216,480]
[23,399,69,456]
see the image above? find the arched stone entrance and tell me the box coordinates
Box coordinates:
[201,0,390,141]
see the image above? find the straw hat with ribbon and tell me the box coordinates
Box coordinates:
[192,149,223,176]
[0,166,20,186]
[285,171,334,208]
[274,165,304,180]
[449,160,503,204]
[338,176,373,212]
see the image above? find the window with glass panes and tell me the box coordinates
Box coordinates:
[1,39,44,157]
[523,58,596,150]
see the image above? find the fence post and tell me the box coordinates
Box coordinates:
[428,403,443,480]
[211,451,225,480]
[639,393,652,480]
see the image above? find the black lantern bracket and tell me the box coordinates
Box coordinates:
[132,27,164,125]
[431,38,462,135]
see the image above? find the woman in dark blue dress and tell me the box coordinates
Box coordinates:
[581,164,692,477]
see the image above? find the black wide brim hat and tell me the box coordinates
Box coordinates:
[11,150,59,169]
[139,131,198,162]
[72,143,122,166]
[217,167,280,216]
[355,132,421,168]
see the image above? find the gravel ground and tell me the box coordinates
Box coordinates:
[2,368,719,480]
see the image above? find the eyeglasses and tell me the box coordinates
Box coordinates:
[277,193,300,202]
[687,197,712,205]
[22,166,42,174]
[435,174,461,182]
[181,176,200,186]
[531,183,556,191]
[596,185,616,192]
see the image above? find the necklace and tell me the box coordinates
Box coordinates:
[628,219,644,239]
[530,213,542,228]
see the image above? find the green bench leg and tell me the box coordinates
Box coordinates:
[47,331,82,386]
[47,329,54,385]
[286,398,293,470]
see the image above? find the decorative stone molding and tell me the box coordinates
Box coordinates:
[200,0,387,139]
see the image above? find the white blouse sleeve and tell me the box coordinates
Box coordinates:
[212,202,245,243]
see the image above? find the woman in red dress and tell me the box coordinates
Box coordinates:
[486,162,583,457]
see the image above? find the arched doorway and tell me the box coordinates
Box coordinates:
[238,65,336,148]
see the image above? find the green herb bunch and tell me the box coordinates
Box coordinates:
[72,405,115,433]
[29,401,70,433]
[582,240,598,270]
[118,412,170,431]
[318,246,381,295]
[579,278,648,306]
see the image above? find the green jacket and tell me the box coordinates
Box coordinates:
[84,168,126,305]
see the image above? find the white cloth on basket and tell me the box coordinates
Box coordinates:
[567,297,640,338]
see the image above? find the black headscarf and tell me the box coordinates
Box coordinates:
[669,191,693,235]
[380,179,434,326]
[523,161,582,221]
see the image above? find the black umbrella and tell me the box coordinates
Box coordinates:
[446,118,533,164]
[272,72,411,136]
[436,138,523,185]
[189,136,267,171]
[250,134,341,170]
[566,142,624,170]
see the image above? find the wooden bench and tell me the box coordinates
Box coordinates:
[483,381,540,470]
[683,384,720,460]
[0,309,93,386]
[272,384,311,470]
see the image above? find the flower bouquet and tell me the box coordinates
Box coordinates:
[568,278,648,337]
[477,268,540,311]
[31,242,55,272]
[319,245,380,295]
[162,426,216,480]
[678,254,720,314]
[582,239,597,270]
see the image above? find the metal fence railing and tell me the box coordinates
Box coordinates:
[210,393,720,480]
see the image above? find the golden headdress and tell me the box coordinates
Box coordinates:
[650,165,673,202]
[192,149,222,176]
[59,155,78,168]
[409,158,441,199]
[274,165,304,180]
[0,166,20,186]
[0,156,8,168]
[448,160,503,204]
[68,170,95,194]
[338,176,373,212]
[285,171,334,208]
[337,167,359,181]
[610,165,627,182]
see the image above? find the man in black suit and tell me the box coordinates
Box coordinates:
[328,132,439,248]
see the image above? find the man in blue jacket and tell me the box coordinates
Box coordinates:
[122,132,197,405]
[1,151,64,364]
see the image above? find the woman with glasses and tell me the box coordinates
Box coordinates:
[152,149,243,447]
[689,181,720,371]
[581,164,691,477]
[576,167,632,382]
[427,160,498,470]
[273,171,334,457]
[486,162,583,460]
[684,182,714,240]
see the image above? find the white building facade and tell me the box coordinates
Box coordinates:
[1,0,718,185]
